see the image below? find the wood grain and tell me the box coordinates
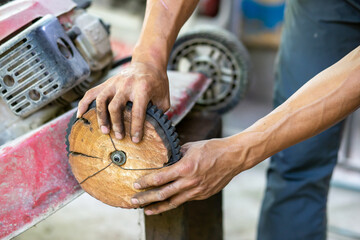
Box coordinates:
[68,108,169,208]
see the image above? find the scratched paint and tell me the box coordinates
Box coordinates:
[0,109,83,240]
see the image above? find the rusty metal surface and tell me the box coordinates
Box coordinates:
[0,71,209,240]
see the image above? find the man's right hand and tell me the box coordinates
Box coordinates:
[76,61,170,143]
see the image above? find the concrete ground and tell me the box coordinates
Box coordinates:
[14,3,360,240]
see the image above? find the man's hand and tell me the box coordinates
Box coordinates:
[130,138,244,215]
[77,62,170,143]
[76,0,199,143]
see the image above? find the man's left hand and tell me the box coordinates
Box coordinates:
[131,138,242,215]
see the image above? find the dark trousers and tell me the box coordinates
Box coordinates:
[257,1,360,239]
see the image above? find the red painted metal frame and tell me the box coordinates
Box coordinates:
[0,0,76,41]
[0,109,81,240]
[0,71,209,240]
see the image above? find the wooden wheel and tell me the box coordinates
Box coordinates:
[67,105,174,208]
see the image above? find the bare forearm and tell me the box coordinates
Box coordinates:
[129,41,360,213]
[229,46,360,172]
[132,0,199,70]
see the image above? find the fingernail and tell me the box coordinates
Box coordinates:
[145,210,153,215]
[132,132,140,143]
[133,183,141,189]
[131,198,139,205]
[115,132,123,139]
[101,126,109,134]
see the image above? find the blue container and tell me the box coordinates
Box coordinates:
[242,0,285,30]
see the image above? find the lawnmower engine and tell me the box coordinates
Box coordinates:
[0,0,113,144]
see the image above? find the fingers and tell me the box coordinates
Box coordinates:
[96,88,115,134]
[131,176,201,212]
[130,95,149,143]
[134,166,180,190]
[143,189,198,215]
[77,62,170,143]
[131,180,185,206]
[77,87,102,118]
[108,92,126,139]
[143,196,183,215]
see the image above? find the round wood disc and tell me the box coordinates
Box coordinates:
[68,107,169,208]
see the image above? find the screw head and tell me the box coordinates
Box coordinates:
[110,151,126,166]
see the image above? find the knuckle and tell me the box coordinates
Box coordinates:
[166,183,176,191]
[96,95,106,104]
[137,179,146,188]
[194,194,206,201]
[193,186,203,196]
[108,101,119,113]
[156,191,166,201]
[189,178,200,188]
[195,184,205,194]
[133,92,149,105]
[123,78,134,88]
[140,82,150,92]
[83,89,93,98]
[180,162,194,175]
[186,191,196,200]
[77,100,85,110]
[153,175,162,186]
[192,189,206,200]
[199,187,208,197]
[168,200,178,209]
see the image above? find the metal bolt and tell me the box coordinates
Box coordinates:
[110,151,126,166]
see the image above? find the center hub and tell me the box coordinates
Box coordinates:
[110,150,127,166]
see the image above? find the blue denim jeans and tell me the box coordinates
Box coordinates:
[257,1,360,239]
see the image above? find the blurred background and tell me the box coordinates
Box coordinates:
[13,0,360,239]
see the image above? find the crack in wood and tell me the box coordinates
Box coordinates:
[69,151,102,160]
[79,162,113,185]
[108,134,118,151]
[118,163,170,171]
[107,128,171,171]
